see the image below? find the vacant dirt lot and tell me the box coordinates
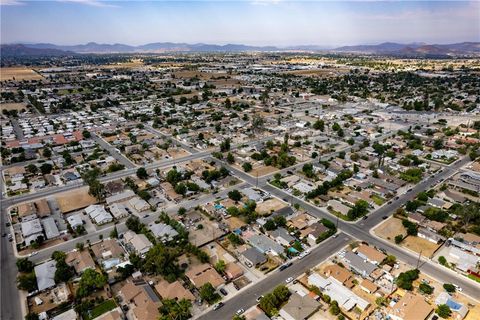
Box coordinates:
[250,165,278,177]
[373,217,406,242]
[402,236,441,257]
[1,102,28,111]
[55,187,97,213]
[256,198,287,215]
[0,67,43,81]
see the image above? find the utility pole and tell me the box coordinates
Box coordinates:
[416,249,423,269]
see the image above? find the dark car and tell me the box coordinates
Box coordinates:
[382,216,388,220]
[362,216,368,220]
[213,302,224,311]
[219,288,228,296]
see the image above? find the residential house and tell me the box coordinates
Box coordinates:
[343,251,377,278]
[85,205,113,225]
[387,292,433,320]
[185,263,225,288]
[267,227,295,246]
[323,264,355,288]
[42,217,60,240]
[279,292,320,320]
[154,280,195,301]
[247,234,285,255]
[65,250,96,274]
[21,218,44,245]
[417,228,445,244]
[106,190,136,206]
[148,222,179,242]
[123,231,153,256]
[109,203,130,219]
[241,247,267,267]
[34,260,57,291]
[356,245,386,265]
[118,282,160,320]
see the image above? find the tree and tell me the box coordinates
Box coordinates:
[40,163,53,175]
[433,139,444,150]
[136,167,148,179]
[110,226,118,239]
[142,244,180,280]
[54,259,74,283]
[227,152,235,164]
[396,269,419,290]
[347,200,369,220]
[436,304,452,318]
[88,179,105,201]
[82,130,91,139]
[443,283,455,293]
[76,269,107,298]
[126,216,142,233]
[178,207,187,215]
[16,258,34,273]
[394,234,404,244]
[383,255,397,266]
[25,313,39,320]
[242,162,252,172]
[17,272,37,291]
[264,219,276,231]
[199,283,219,304]
[159,298,192,320]
[228,190,242,202]
[220,138,231,152]
[330,301,341,315]
[214,260,226,274]
[42,148,52,158]
[313,119,325,131]
[26,164,38,175]
[252,114,265,133]
[175,183,187,195]
[438,256,447,266]
[419,283,434,295]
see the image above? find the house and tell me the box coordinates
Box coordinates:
[34,260,57,291]
[225,262,244,280]
[67,214,83,229]
[327,200,351,216]
[42,217,60,239]
[185,263,225,288]
[21,218,44,245]
[118,282,160,320]
[301,223,329,245]
[288,213,314,230]
[65,250,96,274]
[407,212,425,225]
[343,251,377,278]
[267,227,295,246]
[360,279,378,294]
[387,292,433,320]
[247,234,285,255]
[279,292,320,320]
[323,264,355,288]
[109,203,130,219]
[51,309,78,320]
[129,197,150,212]
[91,239,125,261]
[106,190,136,205]
[154,280,195,301]
[308,273,369,311]
[123,231,153,256]
[241,247,267,267]
[94,308,123,320]
[356,244,386,265]
[148,222,178,242]
[417,228,445,244]
[85,205,113,225]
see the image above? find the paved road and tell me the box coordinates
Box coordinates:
[91,133,136,169]
[197,233,353,320]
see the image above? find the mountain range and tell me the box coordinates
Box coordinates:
[1,41,479,56]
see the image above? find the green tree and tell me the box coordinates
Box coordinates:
[159,298,192,320]
[436,304,451,318]
[82,130,91,139]
[136,167,148,179]
[16,258,34,273]
[228,190,242,202]
[110,226,119,239]
[199,283,220,304]
[313,119,325,131]
[242,162,252,172]
[227,152,235,164]
[214,260,226,274]
[396,269,419,290]
[394,234,404,244]
[126,216,142,233]
[17,272,37,291]
[142,244,179,280]
[438,256,447,266]
[443,283,456,293]
[76,269,107,298]
[40,163,53,175]
[25,313,39,320]
[419,283,434,295]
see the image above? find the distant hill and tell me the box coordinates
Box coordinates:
[0,44,73,57]
[333,42,480,56]
[2,41,479,56]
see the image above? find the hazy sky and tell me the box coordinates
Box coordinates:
[1,1,479,47]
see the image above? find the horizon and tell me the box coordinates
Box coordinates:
[1,1,479,47]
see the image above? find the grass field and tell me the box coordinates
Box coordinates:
[0,67,43,81]
[83,299,117,320]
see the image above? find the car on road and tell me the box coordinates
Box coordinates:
[279,262,293,271]
[286,170,293,175]
[362,215,368,220]
[236,308,245,315]
[28,251,38,257]
[219,288,228,296]
[256,295,264,302]
[213,302,224,310]
[394,196,399,200]
[382,216,388,220]
[285,277,294,283]
[8,234,13,241]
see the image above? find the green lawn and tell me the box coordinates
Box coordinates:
[84,300,117,320]
[371,195,385,206]
[468,274,480,283]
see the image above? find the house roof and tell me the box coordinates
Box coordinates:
[242,247,267,265]
[344,251,377,276]
[323,264,354,287]
[185,263,225,288]
[65,250,96,274]
[34,260,57,291]
[388,292,433,320]
[42,217,60,239]
[280,292,320,320]
[148,223,179,241]
[356,244,386,263]
[154,280,195,301]
[90,239,125,260]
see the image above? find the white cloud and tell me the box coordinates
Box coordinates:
[57,0,118,7]
[0,0,25,6]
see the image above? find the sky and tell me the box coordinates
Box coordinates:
[1,1,479,47]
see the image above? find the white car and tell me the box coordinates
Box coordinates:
[236,308,245,315]
[28,251,38,257]
[285,277,294,283]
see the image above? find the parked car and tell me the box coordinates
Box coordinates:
[256,295,264,303]
[213,302,224,310]
[219,288,228,296]
[285,277,294,283]
[236,309,245,315]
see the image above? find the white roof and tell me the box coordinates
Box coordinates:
[85,205,113,224]
[21,218,43,237]
[67,214,83,228]
[51,309,77,320]
[34,260,56,291]
[42,217,60,239]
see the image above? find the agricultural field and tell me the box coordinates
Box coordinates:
[0,67,43,81]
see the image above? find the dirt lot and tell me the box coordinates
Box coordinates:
[402,236,441,257]
[99,59,143,69]
[373,217,406,241]
[55,187,97,213]
[0,67,43,81]
[169,148,190,159]
[256,198,287,215]
[188,217,226,247]
[1,102,28,111]
[250,165,278,177]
